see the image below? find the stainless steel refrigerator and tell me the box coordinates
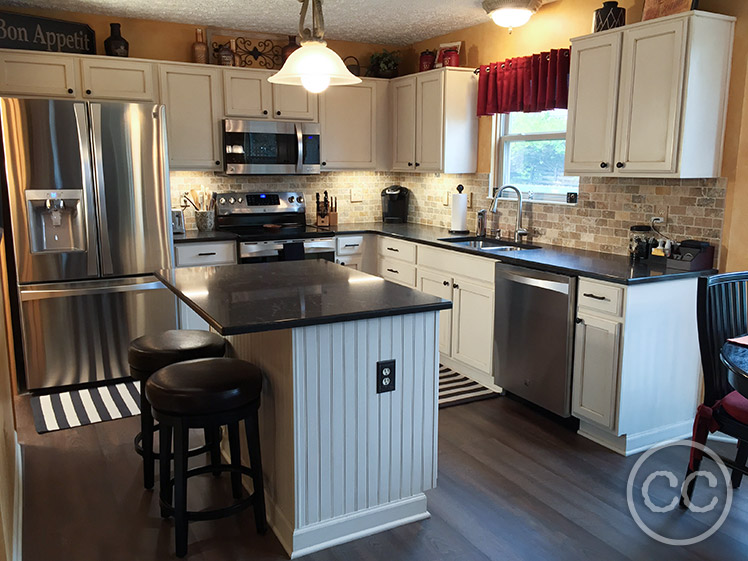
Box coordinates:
[0,98,177,391]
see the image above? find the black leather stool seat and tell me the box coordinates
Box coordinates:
[146,358,263,416]
[128,330,226,380]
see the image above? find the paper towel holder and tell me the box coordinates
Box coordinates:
[449,184,471,235]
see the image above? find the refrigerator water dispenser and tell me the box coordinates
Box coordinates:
[25,189,86,253]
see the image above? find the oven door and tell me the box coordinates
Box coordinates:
[239,238,334,264]
[223,120,320,175]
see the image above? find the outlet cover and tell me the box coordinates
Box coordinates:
[376,359,396,394]
[350,188,363,203]
[652,205,668,224]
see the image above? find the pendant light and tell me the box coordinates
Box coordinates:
[269,0,361,93]
[482,0,543,30]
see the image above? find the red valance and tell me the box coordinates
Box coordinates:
[476,48,571,117]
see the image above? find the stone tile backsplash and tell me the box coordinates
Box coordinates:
[170,171,726,257]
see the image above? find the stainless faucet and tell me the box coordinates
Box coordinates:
[490,185,528,243]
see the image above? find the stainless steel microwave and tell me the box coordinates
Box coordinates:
[223,120,321,175]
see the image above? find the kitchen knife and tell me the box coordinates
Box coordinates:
[324,191,329,216]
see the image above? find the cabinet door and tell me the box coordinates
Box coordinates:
[223,68,272,118]
[415,72,444,172]
[80,59,156,101]
[417,268,454,356]
[271,83,318,121]
[451,278,493,373]
[565,34,622,174]
[0,51,78,98]
[391,77,416,171]
[572,312,621,429]
[320,81,377,170]
[159,65,223,171]
[614,19,687,174]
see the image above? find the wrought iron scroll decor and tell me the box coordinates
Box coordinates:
[212,38,282,69]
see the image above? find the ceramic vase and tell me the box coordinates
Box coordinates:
[593,1,626,33]
[104,23,129,57]
[282,35,300,62]
[192,28,209,64]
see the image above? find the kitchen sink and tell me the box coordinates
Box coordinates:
[437,236,540,252]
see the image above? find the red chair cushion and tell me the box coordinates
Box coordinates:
[721,390,748,424]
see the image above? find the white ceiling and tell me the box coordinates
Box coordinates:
[1,0,496,45]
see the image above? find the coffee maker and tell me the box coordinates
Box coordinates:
[381,186,409,223]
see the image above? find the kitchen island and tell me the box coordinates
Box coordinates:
[155,260,451,558]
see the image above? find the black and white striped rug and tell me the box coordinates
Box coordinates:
[438,365,500,408]
[29,380,141,434]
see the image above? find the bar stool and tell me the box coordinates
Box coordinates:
[128,330,227,489]
[146,357,267,558]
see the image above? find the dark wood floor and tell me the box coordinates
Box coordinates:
[15,393,748,561]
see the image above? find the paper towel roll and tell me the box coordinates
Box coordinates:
[450,193,469,233]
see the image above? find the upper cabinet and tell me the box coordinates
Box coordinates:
[272,82,317,121]
[0,50,78,98]
[224,68,317,121]
[565,11,735,178]
[159,63,223,171]
[80,58,157,101]
[390,67,478,174]
[319,78,389,170]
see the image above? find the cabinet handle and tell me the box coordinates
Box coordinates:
[583,292,607,301]
[600,162,608,169]
[386,247,399,252]
[616,162,625,169]
[408,162,413,166]
[263,110,268,115]
[344,243,360,248]
[443,280,450,286]
[85,89,92,95]
[198,252,217,256]
[386,268,399,274]
[67,88,74,94]
[276,111,281,116]
[453,283,459,289]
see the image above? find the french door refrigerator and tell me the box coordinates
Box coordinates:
[0,98,177,390]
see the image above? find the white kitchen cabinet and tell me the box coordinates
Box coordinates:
[390,67,478,174]
[159,63,224,171]
[565,11,735,178]
[80,58,157,101]
[175,240,236,330]
[320,79,389,170]
[272,82,317,121]
[223,68,272,118]
[451,278,494,373]
[572,312,621,430]
[417,268,453,355]
[0,50,78,98]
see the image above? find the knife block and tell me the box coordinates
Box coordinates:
[328,211,338,227]
[316,214,330,227]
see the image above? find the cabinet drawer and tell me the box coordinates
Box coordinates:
[378,258,416,287]
[418,245,495,285]
[578,278,623,316]
[377,237,416,263]
[175,241,236,267]
[336,235,364,255]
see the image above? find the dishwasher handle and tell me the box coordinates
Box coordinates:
[497,269,570,295]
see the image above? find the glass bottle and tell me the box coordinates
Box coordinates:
[192,28,208,64]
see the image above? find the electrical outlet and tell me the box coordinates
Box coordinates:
[652,205,668,224]
[376,359,396,394]
[468,192,474,209]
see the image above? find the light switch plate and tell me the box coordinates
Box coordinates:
[350,188,363,203]
[444,192,450,206]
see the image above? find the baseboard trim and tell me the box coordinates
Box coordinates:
[12,436,22,561]
[578,419,693,456]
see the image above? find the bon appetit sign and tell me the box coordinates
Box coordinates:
[0,12,95,54]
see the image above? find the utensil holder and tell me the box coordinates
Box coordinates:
[195,210,215,232]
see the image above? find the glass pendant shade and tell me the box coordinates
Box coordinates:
[268,41,361,93]
[489,7,533,27]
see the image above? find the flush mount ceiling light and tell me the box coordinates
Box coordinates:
[268,0,361,94]
[482,0,543,30]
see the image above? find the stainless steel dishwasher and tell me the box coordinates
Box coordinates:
[493,264,577,417]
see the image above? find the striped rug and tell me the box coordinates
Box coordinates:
[439,365,500,408]
[29,380,141,434]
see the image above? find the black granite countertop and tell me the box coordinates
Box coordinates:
[173,230,238,243]
[316,222,715,285]
[155,260,452,336]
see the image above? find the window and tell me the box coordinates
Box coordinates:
[491,109,579,204]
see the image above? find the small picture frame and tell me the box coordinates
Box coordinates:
[642,0,698,21]
[434,41,462,68]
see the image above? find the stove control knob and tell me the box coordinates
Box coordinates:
[219,197,226,205]
[229,197,236,204]
[237,197,243,203]
[297,196,304,203]
[288,196,295,203]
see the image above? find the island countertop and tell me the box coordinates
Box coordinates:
[156,260,452,336]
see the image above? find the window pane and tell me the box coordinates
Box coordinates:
[507,109,568,135]
[504,139,579,197]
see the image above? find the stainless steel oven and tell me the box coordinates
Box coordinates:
[239,238,335,264]
[223,120,321,175]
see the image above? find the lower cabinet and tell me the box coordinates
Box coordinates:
[450,278,494,373]
[416,268,453,355]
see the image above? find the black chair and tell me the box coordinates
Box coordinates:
[146,357,267,558]
[681,272,748,507]
[128,330,227,489]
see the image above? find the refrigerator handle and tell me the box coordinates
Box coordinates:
[89,103,114,276]
[73,102,99,277]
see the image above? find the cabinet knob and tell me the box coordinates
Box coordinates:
[263,110,268,115]
[453,283,459,289]
[215,160,221,166]
[600,162,608,169]
[321,162,327,166]
[443,281,449,286]
[415,162,420,167]
[67,88,74,94]
[85,89,91,95]
[616,162,625,169]
[276,111,281,116]
[576,318,585,325]
[407,162,413,166]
